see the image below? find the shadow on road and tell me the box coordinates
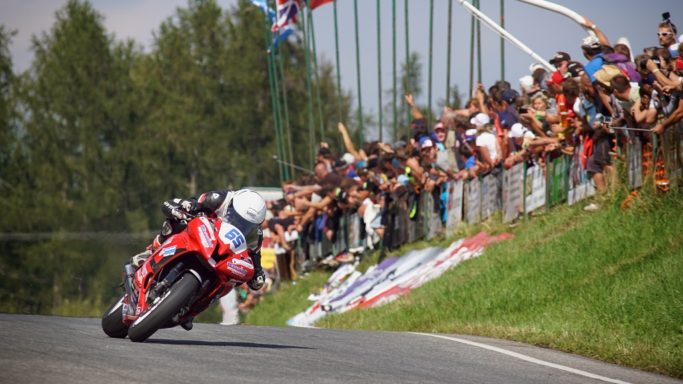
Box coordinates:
[146,339,315,350]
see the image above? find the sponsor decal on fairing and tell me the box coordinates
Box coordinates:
[161,246,177,257]
[226,262,247,277]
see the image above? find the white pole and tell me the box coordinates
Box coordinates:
[515,0,597,38]
[457,0,555,72]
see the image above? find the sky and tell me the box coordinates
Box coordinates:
[0,0,679,137]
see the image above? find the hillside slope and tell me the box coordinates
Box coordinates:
[247,188,683,378]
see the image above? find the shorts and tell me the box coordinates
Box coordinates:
[587,138,611,175]
[268,217,295,232]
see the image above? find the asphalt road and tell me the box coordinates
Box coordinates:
[0,314,679,384]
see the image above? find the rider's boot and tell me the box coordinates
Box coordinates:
[130,235,163,268]
[180,318,193,331]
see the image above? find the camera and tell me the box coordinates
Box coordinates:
[639,55,661,71]
[663,12,671,22]
[518,106,528,114]
[594,113,612,127]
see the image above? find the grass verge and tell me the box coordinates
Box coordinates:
[246,186,683,378]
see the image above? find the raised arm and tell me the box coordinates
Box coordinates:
[337,122,366,161]
[581,16,610,47]
[404,94,425,120]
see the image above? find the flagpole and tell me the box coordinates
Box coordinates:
[333,0,343,124]
[353,0,364,146]
[300,2,317,168]
[446,0,453,106]
[405,0,411,131]
[276,44,295,179]
[392,0,397,141]
[469,0,475,96]
[500,0,505,81]
[376,0,383,142]
[306,4,325,143]
[427,0,434,128]
[263,9,284,183]
[272,42,290,180]
[476,0,482,85]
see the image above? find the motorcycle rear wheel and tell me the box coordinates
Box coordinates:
[127,273,200,342]
[101,295,129,338]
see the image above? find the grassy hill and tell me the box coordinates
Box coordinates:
[246,186,683,378]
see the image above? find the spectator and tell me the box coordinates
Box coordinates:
[658,12,679,58]
[549,51,571,77]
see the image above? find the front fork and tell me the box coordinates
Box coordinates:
[122,263,137,321]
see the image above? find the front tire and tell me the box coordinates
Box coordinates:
[101,295,129,338]
[127,273,200,342]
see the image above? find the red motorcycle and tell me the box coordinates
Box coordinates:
[101,213,255,342]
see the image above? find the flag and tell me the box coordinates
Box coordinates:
[308,0,333,10]
[249,0,275,20]
[249,0,296,51]
[272,0,301,32]
[270,24,295,52]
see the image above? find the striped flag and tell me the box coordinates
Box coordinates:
[308,0,333,10]
[272,0,301,32]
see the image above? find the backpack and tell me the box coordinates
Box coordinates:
[602,53,642,82]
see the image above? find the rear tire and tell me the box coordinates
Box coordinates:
[127,273,200,342]
[101,295,129,338]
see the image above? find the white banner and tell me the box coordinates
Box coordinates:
[446,180,464,232]
[465,179,481,224]
[503,163,524,223]
[525,164,546,213]
[627,137,643,188]
[567,144,595,205]
[481,173,500,220]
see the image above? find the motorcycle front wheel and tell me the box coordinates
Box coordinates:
[101,295,129,338]
[127,273,200,342]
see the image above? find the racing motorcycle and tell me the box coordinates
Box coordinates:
[101,212,256,342]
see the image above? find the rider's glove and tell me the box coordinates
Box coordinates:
[171,208,188,220]
[247,270,266,291]
[179,200,197,213]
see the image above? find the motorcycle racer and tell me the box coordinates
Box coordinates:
[131,188,267,292]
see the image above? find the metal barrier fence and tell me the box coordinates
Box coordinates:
[295,123,683,270]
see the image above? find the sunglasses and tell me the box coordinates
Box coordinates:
[657,32,673,37]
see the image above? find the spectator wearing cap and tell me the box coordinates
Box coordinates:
[492,88,520,159]
[504,122,537,169]
[567,61,586,79]
[430,121,447,148]
[474,122,501,172]
[549,51,571,77]
[456,129,481,179]
[494,89,520,130]
[582,35,607,83]
[529,62,549,93]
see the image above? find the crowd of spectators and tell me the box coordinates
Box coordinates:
[262,12,683,276]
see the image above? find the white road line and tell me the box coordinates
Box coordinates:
[412,332,632,384]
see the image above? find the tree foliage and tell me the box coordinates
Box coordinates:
[0,0,349,314]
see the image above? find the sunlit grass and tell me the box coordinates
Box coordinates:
[248,186,683,377]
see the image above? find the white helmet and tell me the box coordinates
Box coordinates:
[224,189,266,236]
